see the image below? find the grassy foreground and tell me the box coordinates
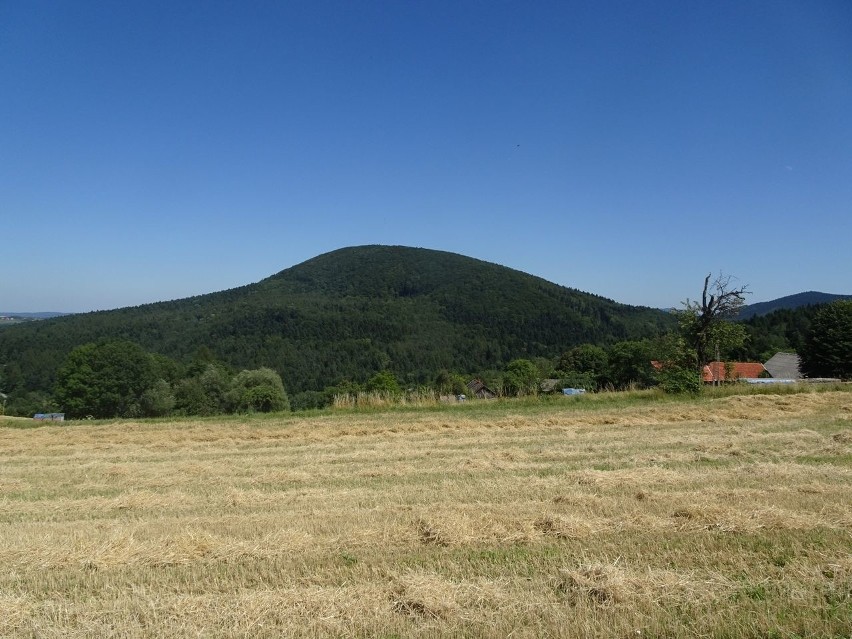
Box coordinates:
[1,390,850,638]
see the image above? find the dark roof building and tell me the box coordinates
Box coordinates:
[764,352,802,380]
[467,379,497,399]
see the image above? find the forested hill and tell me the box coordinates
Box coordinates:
[0,245,674,396]
[738,291,852,320]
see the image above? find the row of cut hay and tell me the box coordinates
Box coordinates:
[1,389,850,637]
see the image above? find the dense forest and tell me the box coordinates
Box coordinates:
[0,246,843,417]
[736,304,827,362]
[737,292,852,320]
[0,246,672,414]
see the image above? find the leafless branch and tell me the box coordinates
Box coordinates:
[702,272,749,319]
[680,272,751,369]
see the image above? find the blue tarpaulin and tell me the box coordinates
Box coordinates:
[33,413,65,421]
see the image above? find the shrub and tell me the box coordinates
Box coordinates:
[657,366,701,394]
[365,371,401,395]
[227,368,290,413]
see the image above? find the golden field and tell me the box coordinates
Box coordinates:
[1,389,850,638]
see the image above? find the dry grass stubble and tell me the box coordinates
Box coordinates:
[0,390,850,637]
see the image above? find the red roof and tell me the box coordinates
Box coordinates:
[702,361,766,383]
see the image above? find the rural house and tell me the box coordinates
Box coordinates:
[702,361,766,384]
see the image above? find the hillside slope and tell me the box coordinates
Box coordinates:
[0,245,674,395]
[738,291,852,319]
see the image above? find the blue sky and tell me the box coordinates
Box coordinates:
[2,0,851,312]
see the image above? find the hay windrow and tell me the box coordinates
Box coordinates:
[1,389,851,637]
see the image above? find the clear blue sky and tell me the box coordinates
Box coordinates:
[2,0,851,312]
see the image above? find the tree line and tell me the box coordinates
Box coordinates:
[2,281,849,419]
[0,335,673,418]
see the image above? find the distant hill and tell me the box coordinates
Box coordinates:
[0,245,674,396]
[0,312,69,318]
[738,292,852,320]
[0,312,69,329]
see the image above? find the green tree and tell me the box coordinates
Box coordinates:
[140,379,176,417]
[502,359,540,396]
[643,332,698,393]
[174,364,232,416]
[290,390,330,411]
[558,371,597,392]
[150,353,183,384]
[799,301,852,379]
[557,344,609,390]
[54,341,156,418]
[227,368,290,413]
[174,378,209,416]
[0,366,6,416]
[199,364,230,413]
[185,346,220,377]
[607,340,657,389]
[325,380,363,397]
[5,390,57,417]
[365,370,401,395]
[434,370,467,396]
[656,366,701,394]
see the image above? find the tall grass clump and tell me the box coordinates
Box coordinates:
[332,389,446,410]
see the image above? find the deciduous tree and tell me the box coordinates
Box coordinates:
[502,359,540,396]
[678,273,749,370]
[607,340,657,389]
[365,370,402,395]
[140,379,176,417]
[54,341,156,418]
[557,344,609,390]
[226,368,290,413]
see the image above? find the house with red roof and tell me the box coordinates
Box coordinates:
[702,361,767,383]
[651,360,770,384]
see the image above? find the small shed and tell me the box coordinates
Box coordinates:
[467,379,497,399]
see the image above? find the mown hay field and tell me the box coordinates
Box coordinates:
[1,389,850,638]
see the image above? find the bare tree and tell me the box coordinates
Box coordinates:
[680,273,750,370]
